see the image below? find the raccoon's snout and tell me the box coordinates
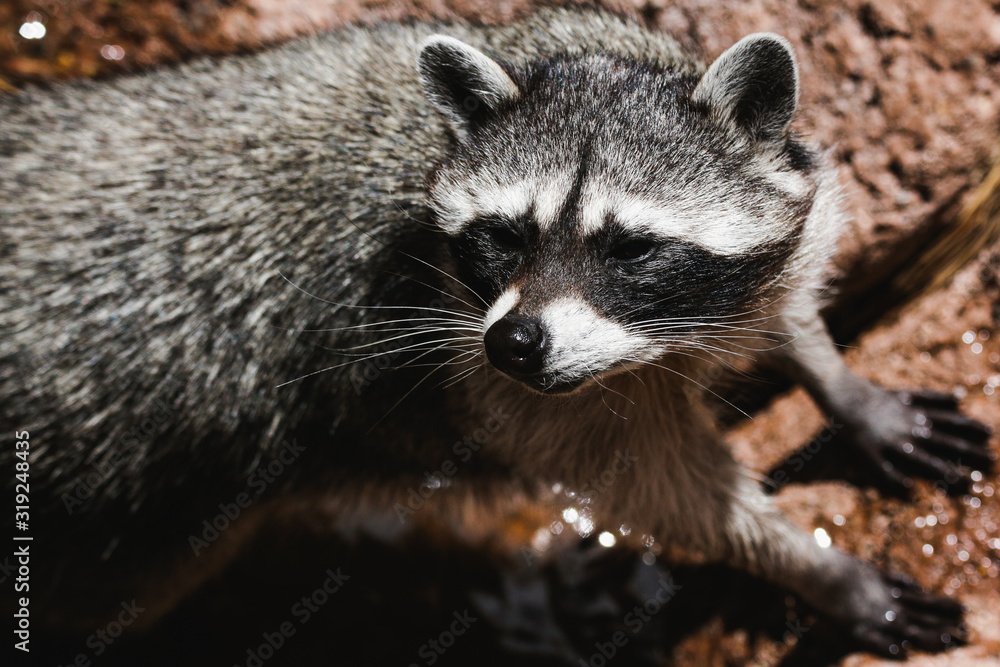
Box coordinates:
[484,315,547,378]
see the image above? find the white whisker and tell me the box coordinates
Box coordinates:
[623,356,753,421]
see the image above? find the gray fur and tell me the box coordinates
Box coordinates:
[1,5,982,655]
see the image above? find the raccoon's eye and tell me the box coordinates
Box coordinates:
[606,238,658,264]
[487,226,527,252]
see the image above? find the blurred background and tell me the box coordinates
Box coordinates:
[3,1,999,665]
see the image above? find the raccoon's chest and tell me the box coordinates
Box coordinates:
[459,362,716,485]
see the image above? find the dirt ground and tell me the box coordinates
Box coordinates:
[3,1,998,665]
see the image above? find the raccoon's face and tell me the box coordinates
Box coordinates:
[419,32,815,394]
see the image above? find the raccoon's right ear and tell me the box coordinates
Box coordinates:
[692,33,799,143]
[418,35,519,140]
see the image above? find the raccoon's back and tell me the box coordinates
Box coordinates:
[0,25,450,501]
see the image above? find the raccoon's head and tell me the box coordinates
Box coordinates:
[418,31,816,394]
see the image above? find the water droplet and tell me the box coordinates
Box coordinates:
[641,534,655,548]
[902,442,914,454]
[980,330,991,341]
[969,497,982,509]
[958,550,970,562]
[985,385,996,396]
[920,351,932,362]
[641,551,656,566]
[100,44,126,61]
[990,352,1000,364]
[889,643,899,655]
[923,544,934,556]
[947,534,959,546]
[814,527,832,548]
[963,331,976,344]
[598,531,616,547]
[971,470,984,482]
[532,527,552,551]
[562,507,578,523]
[972,343,984,355]
[619,523,631,536]
[891,587,902,598]
[941,633,951,644]
[938,514,949,525]
[550,521,564,535]
[926,515,938,527]
[967,375,981,386]
[915,516,927,528]
[551,482,563,494]
[933,503,944,513]
[18,21,46,40]
[885,610,897,622]
[833,514,846,526]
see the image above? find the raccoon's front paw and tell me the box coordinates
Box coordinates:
[847,389,994,497]
[847,570,966,660]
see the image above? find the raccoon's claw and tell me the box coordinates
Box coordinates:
[849,389,994,498]
[850,571,966,660]
[897,389,960,410]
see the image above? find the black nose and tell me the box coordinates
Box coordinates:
[484,315,547,377]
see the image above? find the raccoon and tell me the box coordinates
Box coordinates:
[0,4,993,660]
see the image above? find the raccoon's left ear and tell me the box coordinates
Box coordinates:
[418,35,519,140]
[692,33,799,143]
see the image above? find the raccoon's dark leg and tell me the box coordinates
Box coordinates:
[714,472,966,658]
[772,301,994,496]
[602,418,964,658]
